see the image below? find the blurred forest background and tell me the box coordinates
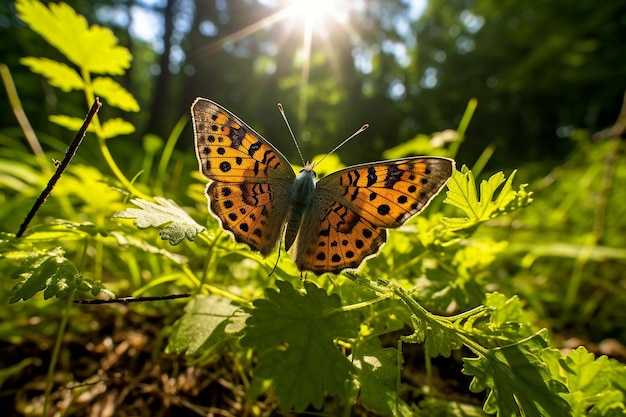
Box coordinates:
[1,0,625,172]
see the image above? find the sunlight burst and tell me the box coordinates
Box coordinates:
[286,0,338,28]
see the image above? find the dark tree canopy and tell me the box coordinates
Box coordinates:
[1,0,624,169]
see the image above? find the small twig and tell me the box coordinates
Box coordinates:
[73,294,190,305]
[16,98,102,238]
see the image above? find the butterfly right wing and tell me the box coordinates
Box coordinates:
[192,98,296,255]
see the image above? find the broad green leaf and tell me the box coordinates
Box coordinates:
[16,0,131,75]
[93,77,139,112]
[351,338,411,417]
[100,118,136,138]
[19,57,83,92]
[114,197,205,245]
[240,280,360,411]
[462,329,571,417]
[167,295,246,357]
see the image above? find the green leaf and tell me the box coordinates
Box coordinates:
[551,347,626,416]
[9,247,81,302]
[480,292,537,342]
[383,132,453,159]
[114,197,205,245]
[19,57,83,92]
[49,114,91,131]
[167,295,247,357]
[16,0,131,75]
[240,280,360,411]
[442,166,532,231]
[462,329,571,417]
[93,77,139,112]
[352,338,411,417]
[100,118,136,138]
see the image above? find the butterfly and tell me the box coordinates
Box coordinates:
[192,98,455,274]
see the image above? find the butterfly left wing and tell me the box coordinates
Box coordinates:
[192,98,296,256]
[293,157,454,274]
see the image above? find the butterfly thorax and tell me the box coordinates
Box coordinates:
[284,164,316,252]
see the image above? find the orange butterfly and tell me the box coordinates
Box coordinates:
[192,98,454,274]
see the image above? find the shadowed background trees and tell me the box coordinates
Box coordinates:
[1,0,625,170]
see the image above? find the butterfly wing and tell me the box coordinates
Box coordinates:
[192,98,296,255]
[293,157,454,273]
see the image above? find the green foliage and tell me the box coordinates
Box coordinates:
[463,330,570,417]
[167,294,246,359]
[4,245,110,303]
[352,338,412,416]
[240,280,360,411]
[16,0,137,136]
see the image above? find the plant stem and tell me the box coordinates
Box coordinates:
[43,295,73,417]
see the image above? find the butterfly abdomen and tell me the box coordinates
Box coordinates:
[284,166,317,251]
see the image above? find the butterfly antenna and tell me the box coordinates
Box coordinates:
[312,124,369,169]
[278,103,306,166]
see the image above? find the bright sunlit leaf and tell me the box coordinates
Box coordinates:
[93,77,140,112]
[16,0,131,74]
[49,114,91,131]
[100,118,136,139]
[19,57,83,92]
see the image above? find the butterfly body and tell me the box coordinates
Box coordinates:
[285,164,316,252]
[192,98,454,274]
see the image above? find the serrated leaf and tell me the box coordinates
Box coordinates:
[100,118,135,139]
[167,295,246,357]
[114,197,205,245]
[16,0,131,75]
[481,292,536,341]
[93,77,139,112]
[240,280,360,411]
[352,338,411,417]
[555,347,626,416]
[442,166,532,231]
[19,57,83,92]
[462,329,571,417]
[9,247,82,302]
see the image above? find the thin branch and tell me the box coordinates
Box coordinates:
[16,98,102,238]
[73,294,190,305]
